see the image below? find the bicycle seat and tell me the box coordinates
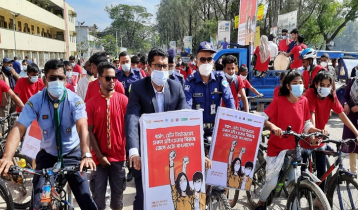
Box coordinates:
[262,130,270,137]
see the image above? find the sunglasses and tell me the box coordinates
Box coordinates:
[152,64,168,69]
[199,57,213,63]
[103,76,117,82]
[47,76,65,81]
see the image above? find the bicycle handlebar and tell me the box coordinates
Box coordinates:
[247,95,263,100]
[321,138,357,145]
[8,164,85,176]
[271,126,328,140]
[0,113,20,124]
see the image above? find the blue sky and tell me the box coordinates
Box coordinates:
[66,0,160,30]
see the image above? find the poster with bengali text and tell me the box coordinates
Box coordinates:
[140,110,206,210]
[206,107,264,191]
[237,0,258,46]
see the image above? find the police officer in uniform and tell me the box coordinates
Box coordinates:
[168,55,184,86]
[0,59,97,210]
[184,41,235,132]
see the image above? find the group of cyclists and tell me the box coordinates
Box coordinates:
[0,33,356,210]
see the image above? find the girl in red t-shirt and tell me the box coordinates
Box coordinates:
[255,70,324,209]
[254,35,271,72]
[303,72,358,186]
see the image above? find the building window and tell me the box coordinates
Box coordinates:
[41,28,44,36]
[24,23,29,33]
[0,16,4,28]
[9,19,14,30]
[17,21,22,32]
[31,25,34,34]
[37,27,40,35]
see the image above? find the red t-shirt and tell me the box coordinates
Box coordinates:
[243,79,251,88]
[14,78,45,112]
[290,44,306,69]
[86,92,128,164]
[85,80,125,103]
[254,46,270,72]
[302,65,327,90]
[180,67,193,79]
[189,63,197,71]
[264,96,311,156]
[222,76,244,109]
[278,39,292,52]
[0,80,10,106]
[140,69,146,78]
[73,64,82,75]
[273,85,280,99]
[65,83,75,92]
[301,88,344,149]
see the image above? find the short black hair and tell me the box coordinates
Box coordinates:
[27,63,40,74]
[321,53,330,59]
[279,70,303,96]
[222,55,237,68]
[44,59,65,76]
[193,172,203,182]
[176,63,181,67]
[22,60,27,64]
[291,28,298,34]
[25,56,29,59]
[14,57,18,60]
[97,62,116,76]
[168,56,174,64]
[297,34,304,43]
[245,161,254,169]
[131,56,140,64]
[69,56,75,60]
[268,34,275,41]
[280,71,288,81]
[282,29,288,33]
[190,55,195,60]
[119,51,129,59]
[63,61,72,68]
[140,55,148,64]
[239,65,248,72]
[148,47,168,66]
[89,52,107,66]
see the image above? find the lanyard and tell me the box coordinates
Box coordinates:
[46,90,67,167]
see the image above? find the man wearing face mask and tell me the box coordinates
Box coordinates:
[116,51,143,97]
[189,55,197,71]
[69,56,82,80]
[63,61,76,92]
[287,29,299,58]
[0,59,97,210]
[125,47,188,210]
[168,55,184,86]
[192,172,205,210]
[278,29,291,52]
[85,52,124,103]
[184,41,235,130]
[14,63,44,112]
[300,48,327,90]
[320,53,336,79]
[19,60,28,78]
[241,161,253,191]
[131,55,147,78]
[77,60,96,100]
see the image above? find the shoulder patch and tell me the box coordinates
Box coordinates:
[26,101,34,109]
[222,80,229,88]
[75,101,84,107]
[184,84,190,92]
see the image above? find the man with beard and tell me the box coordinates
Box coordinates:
[77,60,96,100]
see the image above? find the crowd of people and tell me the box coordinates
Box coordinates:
[0,29,356,210]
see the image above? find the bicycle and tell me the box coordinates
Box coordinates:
[310,138,358,210]
[0,178,15,209]
[0,112,19,140]
[8,162,82,210]
[246,95,263,113]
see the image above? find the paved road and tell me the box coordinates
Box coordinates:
[7,113,356,210]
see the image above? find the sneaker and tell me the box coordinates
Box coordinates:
[313,198,324,210]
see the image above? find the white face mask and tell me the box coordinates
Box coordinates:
[244,168,252,176]
[30,76,38,83]
[198,64,213,76]
[320,62,328,68]
[317,86,331,98]
[169,69,174,75]
[234,164,241,172]
[66,71,72,78]
[282,35,287,39]
[122,63,131,72]
[225,73,235,80]
[180,181,187,191]
[71,63,75,68]
[240,75,247,80]
[194,182,202,192]
[191,61,196,65]
[22,65,27,71]
[151,70,169,86]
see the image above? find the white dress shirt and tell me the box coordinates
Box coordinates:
[77,74,96,100]
[269,41,279,58]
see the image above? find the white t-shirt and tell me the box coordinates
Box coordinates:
[269,41,278,58]
[77,75,96,100]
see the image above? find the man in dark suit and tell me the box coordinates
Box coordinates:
[125,47,188,210]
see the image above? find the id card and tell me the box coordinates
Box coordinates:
[210,104,216,115]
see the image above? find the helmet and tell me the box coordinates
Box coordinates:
[299,48,317,60]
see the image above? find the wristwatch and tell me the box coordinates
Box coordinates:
[82,152,92,159]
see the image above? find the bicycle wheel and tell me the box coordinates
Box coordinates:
[326,174,358,210]
[5,153,33,209]
[246,149,266,207]
[286,179,331,210]
[0,178,15,209]
[207,190,231,210]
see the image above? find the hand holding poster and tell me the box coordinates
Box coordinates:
[140,110,206,210]
[206,107,264,191]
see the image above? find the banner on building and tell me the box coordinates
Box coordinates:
[169,41,176,50]
[140,110,206,210]
[255,26,261,48]
[277,10,298,38]
[21,120,42,159]
[237,0,258,46]
[234,15,239,29]
[217,21,231,50]
[257,4,264,20]
[206,107,264,190]
[183,36,192,55]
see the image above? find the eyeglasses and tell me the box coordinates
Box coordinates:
[152,64,168,69]
[199,57,213,63]
[47,76,65,81]
[104,76,117,82]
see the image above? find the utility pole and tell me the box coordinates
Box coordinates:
[10,12,20,56]
[76,21,85,60]
[116,31,118,58]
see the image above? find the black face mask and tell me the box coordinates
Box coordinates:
[86,70,93,76]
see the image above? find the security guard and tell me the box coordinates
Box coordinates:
[168,55,185,86]
[0,59,97,210]
[184,41,235,127]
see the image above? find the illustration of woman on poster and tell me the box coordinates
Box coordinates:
[227,140,246,188]
[240,161,254,190]
[169,150,195,210]
[192,172,206,210]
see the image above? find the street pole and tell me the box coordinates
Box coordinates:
[11,13,20,56]
[116,31,118,58]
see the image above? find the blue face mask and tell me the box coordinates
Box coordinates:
[290,84,304,98]
[47,81,65,98]
[5,66,11,71]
